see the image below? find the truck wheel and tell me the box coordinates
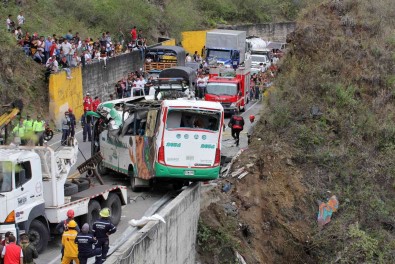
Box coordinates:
[103,193,122,225]
[84,200,101,227]
[29,220,49,253]
[129,168,141,192]
[64,182,78,196]
[72,178,90,192]
[96,161,109,175]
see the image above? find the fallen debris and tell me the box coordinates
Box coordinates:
[129,214,166,228]
[238,171,249,180]
[231,167,245,178]
[317,195,339,227]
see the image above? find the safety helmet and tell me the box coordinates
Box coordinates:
[67,220,78,228]
[249,115,255,121]
[99,208,111,218]
[68,108,73,113]
[67,209,74,218]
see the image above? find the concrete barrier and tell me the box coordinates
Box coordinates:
[48,67,84,129]
[106,183,200,264]
[81,51,143,101]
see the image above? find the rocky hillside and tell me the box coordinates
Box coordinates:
[198,0,395,263]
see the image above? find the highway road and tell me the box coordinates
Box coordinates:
[35,99,262,263]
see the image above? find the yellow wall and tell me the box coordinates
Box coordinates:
[181,30,209,56]
[161,38,176,46]
[48,67,83,128]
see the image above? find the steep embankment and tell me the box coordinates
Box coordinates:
[198,0,395,263]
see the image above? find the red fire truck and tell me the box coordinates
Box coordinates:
[205,60,251,115]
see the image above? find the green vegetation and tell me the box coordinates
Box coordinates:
[257,0,395,262]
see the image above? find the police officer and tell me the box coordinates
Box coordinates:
[92,208,116,263]
[75,223,101,264]
[23,115,34,143]
[81,110,92,142]
[33,115,46,146]
[12,119,26,145]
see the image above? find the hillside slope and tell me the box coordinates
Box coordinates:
[198,0,395,263]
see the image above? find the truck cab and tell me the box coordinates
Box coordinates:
[205,59,251,115]
[205,48,240,68]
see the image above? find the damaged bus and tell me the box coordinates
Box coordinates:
[90,99,224,191]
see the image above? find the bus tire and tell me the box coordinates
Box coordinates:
[129,168,141,192]
[82,200,101,228]
[103,193,122,225]
[64,182,78,196]
[29,220,49,253]
[96,160,109,175]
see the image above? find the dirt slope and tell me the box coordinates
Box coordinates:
[198,1,395,263]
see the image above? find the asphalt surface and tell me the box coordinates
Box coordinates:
[35,99,262,263]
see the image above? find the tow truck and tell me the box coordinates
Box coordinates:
[205,59,251,115]
[0,139,128,252]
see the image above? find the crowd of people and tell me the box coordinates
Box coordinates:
[0,231,38,264]
[5,11,148,80]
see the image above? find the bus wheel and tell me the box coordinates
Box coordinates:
[129,169,140,192]
[96,160,109,176]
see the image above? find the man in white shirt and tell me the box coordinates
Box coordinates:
[196,73,207,99]
[61,39,73,65]
[135,75,147,89]
[46,55,59,73]
[17,11,25,26]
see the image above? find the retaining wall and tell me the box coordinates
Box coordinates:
[48,67,84,129]
[106,183,200,264]
[81,51,143,101]
[218,22,296,42]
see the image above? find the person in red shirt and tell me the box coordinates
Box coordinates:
[49,40,57,57]
[1,234,23,264]
[92,96,101,112]
[130,26,137,42]
[83,92,93,111]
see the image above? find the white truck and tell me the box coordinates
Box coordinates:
[205,29,247,68]
[246,36,272,70]
[0,140,128,252]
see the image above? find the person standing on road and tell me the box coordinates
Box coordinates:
[12,119,26,145]
[247,115,255,145]
[19,233,38,264]
[1,234,23,264]
[83,93,93,111]
[61,220,80,264]
[56,210,80,262]
[61,111,70,146]
[33,115,46,146]
[68,108,77,138]
[228,114,245,147]
[23,115,34,144]
[75,223,101,264]
[92,208,117,263]
[81,111,92,142]
[92,97,101,112]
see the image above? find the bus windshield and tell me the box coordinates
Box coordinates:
[0,161,12,192]
[166,109,221,132]
[206,83,237,96]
